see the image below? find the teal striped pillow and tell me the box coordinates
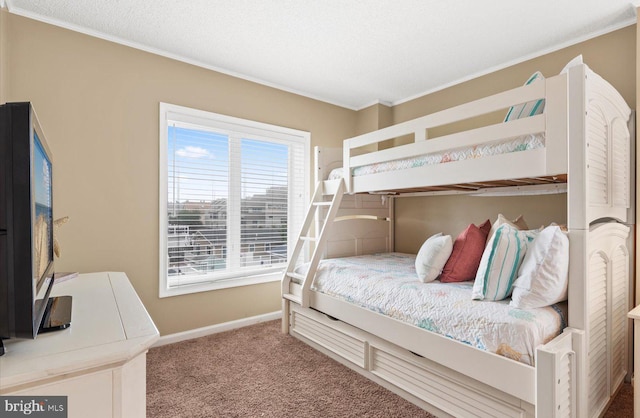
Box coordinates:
[472,224,539,301]
[504,71,546,122]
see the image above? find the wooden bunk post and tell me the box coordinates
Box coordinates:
[536,328,585,418]
[566,64,633,418]
[281,298,290,334]
[343,140,353,193]
[544,73,568,176]
[565,63,589,418]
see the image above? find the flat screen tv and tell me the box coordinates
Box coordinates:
[0,102,71,356]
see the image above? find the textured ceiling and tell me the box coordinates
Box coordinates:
[4,0,637,109]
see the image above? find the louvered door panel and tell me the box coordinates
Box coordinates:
[610,245,628,388]
[587,252,608,416]
[586,106,608,206]
[611,119,630,208]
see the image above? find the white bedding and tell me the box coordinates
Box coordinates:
[295,252,566,366]
[329,133,545,179]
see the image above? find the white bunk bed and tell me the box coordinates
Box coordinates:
[281,63,634,418]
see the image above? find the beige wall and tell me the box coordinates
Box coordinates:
[3,12,357,335]
[394,194,568,254]
[0,9,7,103]
[636,8,640,304]
[393,26,636,125]
[355,102,392,135]
[393,25,636,253]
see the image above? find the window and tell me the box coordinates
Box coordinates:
[159,103,309,297]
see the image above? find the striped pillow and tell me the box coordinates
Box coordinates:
[504,71,545,122]
[472,224,539,301]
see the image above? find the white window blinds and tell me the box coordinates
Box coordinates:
[159,103,309,297]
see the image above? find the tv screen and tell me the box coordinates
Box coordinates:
[0,102,69,352]
[33,131,54,293]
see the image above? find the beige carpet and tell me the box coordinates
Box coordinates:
[147,319,632,417]
[605,382,633,418]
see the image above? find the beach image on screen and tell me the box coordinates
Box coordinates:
[33,133,53,283]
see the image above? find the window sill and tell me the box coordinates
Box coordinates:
[159,270,282,298]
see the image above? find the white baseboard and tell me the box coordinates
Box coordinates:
[153,310,282,348]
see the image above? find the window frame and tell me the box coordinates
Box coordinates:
[159,102,310,298]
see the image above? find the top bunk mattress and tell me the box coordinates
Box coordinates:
[295,252,565,366]
[328,133,545,180]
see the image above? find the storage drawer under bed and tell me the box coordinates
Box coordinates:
[290,305,367,368]
[369,343,532,418]
[288,304,535,418]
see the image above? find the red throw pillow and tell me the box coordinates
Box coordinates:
[439,220,491,283]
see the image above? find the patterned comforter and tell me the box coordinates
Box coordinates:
[329,133,545,179]
[295,252,565,366]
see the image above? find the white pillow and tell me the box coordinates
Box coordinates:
[504,71,545,122]
[510,225,569,309]
[415,233,453,282]
[472,224,539,301]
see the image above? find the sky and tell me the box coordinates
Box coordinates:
[167,125,289,203]
[34,132,52,208]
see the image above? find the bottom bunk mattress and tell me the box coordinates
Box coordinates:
[295,252,566,366]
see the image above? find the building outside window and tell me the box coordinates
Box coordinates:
[159,103,309,297]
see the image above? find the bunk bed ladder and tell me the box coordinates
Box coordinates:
[282,179,346,308]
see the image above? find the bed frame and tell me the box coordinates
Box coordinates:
[281,64,634,418]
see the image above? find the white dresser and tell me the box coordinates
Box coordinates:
[0,272,159,418]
